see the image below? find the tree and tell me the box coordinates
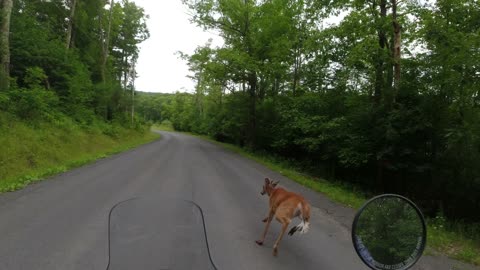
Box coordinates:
[0,0,13,91]
[65,0,77,49]
[391,0,401,101]
[175,0,480,222]
[183,0,310,147]
[6,0,149,122]
[101,0,115,83]
[110,0,149,91]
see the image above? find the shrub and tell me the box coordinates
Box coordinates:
[7,87,59,121]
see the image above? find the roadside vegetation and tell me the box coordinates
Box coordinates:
[154,123,480,265]
[140,0,480,265]
[0,111,158,193]
[1,0,478,266]
[0,1,155,191]
[141,2,480,264]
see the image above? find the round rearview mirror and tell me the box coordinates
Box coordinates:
[352,194,427,270]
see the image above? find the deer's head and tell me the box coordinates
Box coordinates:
[261,177,279,196]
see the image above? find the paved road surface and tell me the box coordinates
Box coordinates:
[0,132,477,270]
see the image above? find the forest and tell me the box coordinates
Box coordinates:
[138,0,480,223]
[1,0,479,232]
[0,0,153,189]
[0,0,148,124]
[0,0,479,264]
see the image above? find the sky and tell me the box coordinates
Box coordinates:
[131,0,223,93]
[130,1,345,94]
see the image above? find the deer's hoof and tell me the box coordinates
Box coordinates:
[262,218,268,222]
[255,240,264,245]
[273,248,278,257]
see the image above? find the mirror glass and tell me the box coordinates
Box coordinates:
[352,194,427,270]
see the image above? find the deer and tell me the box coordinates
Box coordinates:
[255,177,311,256]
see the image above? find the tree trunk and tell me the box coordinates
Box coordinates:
[130,56,136,125]
[258,74,266,100]
[66,0,76,49]
[0,0,13,91]
[123,53,128,91]
[373,0,388,191]
[391,0,401,103]
[374,0,387,104]
[195,73,204,116]
[101,0,114,83]
[131,81,134,125]
[386,34,394,101]
[292,52,299,95]
[247,71,257,148]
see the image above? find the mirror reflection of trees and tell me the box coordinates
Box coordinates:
[355,197,424,267]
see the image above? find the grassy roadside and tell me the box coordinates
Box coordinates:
[0,114,160,193]
[153,124,480,266]
[151,121,175,132]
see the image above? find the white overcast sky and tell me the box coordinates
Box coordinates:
[131,0,223,93]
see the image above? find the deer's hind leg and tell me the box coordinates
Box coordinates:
[272,208,292,256]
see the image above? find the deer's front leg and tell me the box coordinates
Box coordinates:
[262,209,270,222]
[256,209,274,245]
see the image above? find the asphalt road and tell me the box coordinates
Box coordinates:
[0,131,477,270]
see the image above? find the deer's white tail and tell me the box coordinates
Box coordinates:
[288,203,310,236]
[297,220,310,234]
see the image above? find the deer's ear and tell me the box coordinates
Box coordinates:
[265,177,271,184]
[272,180,280,187]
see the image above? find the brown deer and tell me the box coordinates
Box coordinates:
[255,177,311,256]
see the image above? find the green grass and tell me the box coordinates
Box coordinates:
[152,125,480,266]
[152,120,175,132]
[0,113,160,193]
[199,134,366,208]
[426,216,480,265]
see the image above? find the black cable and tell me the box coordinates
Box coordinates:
[188,200,219,270]
[105,198,219,270]
[105,197,139,270]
